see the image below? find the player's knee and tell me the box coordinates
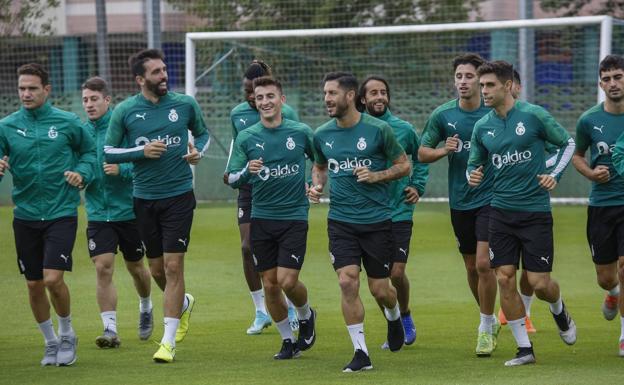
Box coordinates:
[42,272,64,291]
[338,274,359,295]
[618,264,624,283]
[26,279,45,295]
[241,242,252,259]
[149,264,165,281]
[95,261,114,280]
[496,272,515,290]
[278,275,297,293]
[596,274,617,291]
[475,259,491,275]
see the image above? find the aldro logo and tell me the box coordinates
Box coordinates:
[327,157,372,173]
[258,164,300,181]
[135,135,182,147]
[596,141,615,155]
[491,150,532,169]
[454,140,471,153]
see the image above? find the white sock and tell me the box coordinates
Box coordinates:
[608,285,620,297]
[479,312,495,334]
[384,303,400,321]
[549,297,563,315]
[508,317,531,348]
[38,319,57,344]
[275,317,295,342]
[181,294,190,313]
[161,317,179,346]
[250,289,267,314]
[57,315,74,336]
[295,302,312,320]
[101,311,117,333]
[285,295,295,309]
[139,296,152,313]
[347,323,368,354]
[620,316,624,342]
[520,294,534,316]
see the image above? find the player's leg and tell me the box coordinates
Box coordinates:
[14,218,59,366]
[451,209,480,304]
[275,220,315,351]
[390,220,416,345]
[595,262,619,319]
[42,217,78,366]
[87,222,121,347]
[117,221,153,340]
[489,208,534,365]
[474,206,498,342]
[518,269,537,332]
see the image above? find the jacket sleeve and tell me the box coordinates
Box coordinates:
[71,118,97,185]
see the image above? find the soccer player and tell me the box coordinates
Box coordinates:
[498,69,538,333]
[358,75,429,346]
[81,76,153,348]
[227,76,317,359]
[225,60,301,334]
[467,60,577,366]
[574,54,624,357]
[0,63,96,366]
[104,49,209,363]
[309,72,410,372]
[418,53,501,356]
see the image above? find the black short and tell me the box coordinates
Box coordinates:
[450,205,490,254]
[488,208,554,273]
[392,221,413,263]
[328,219,393,279]
[586,205,624,265]
[86,220,144,261]
[237,185,252,225]
[13,216,77,280]
[250,218,308,272]
[134,190,196,258]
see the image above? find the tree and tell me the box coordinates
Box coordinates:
[0,0,60,36]
[168,0,484,31]
[540,0,624,18]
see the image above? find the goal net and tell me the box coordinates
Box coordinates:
[187,16,624,202]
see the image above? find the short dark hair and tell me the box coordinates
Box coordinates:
[513,69,521,85]
[477,60,514,84]
[128,49,165,77]
[599,54,624,75]
[322,71,358,93]
[81,76,110,96]
[245,60,272,80]
[252,76,282,93]
[452,53,485,72]
[17,63,49,86]
[359,75,391,103]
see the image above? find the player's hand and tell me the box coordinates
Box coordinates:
[248,158,263,174]
[144,141,167,159]
[102,162,119,176]
[445,134,460,153]
[183,142,202,165]
[404,186,420,204]
[307,184,324,204]
[64,171,84,189]
[537,174,557,191]
[468,166,483,187]
[0,156,9,176]
[223,172,229,185]
[354,166,379,183]
[591,165,610,184]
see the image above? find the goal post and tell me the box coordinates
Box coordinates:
[185,15,624,202]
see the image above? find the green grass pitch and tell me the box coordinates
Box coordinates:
[0,203,621,384]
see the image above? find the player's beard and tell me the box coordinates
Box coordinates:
[328,97,349,118]
[366,100,387,117]
[145,78,168,97]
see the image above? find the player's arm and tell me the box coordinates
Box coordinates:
[537,108,575,190]
[226,135,259,189]
[466,125,487,187]
[67,119,97,188]
[186,98,210,164]
[406,127,428,203]
[418,114,459,163]
[354,124,410,183]
[224,112,239,184]
[104,106,164,163]
[571,118,609,184]
[0,126,10,180]
[612,132,624,176]
[308,135,327,203]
